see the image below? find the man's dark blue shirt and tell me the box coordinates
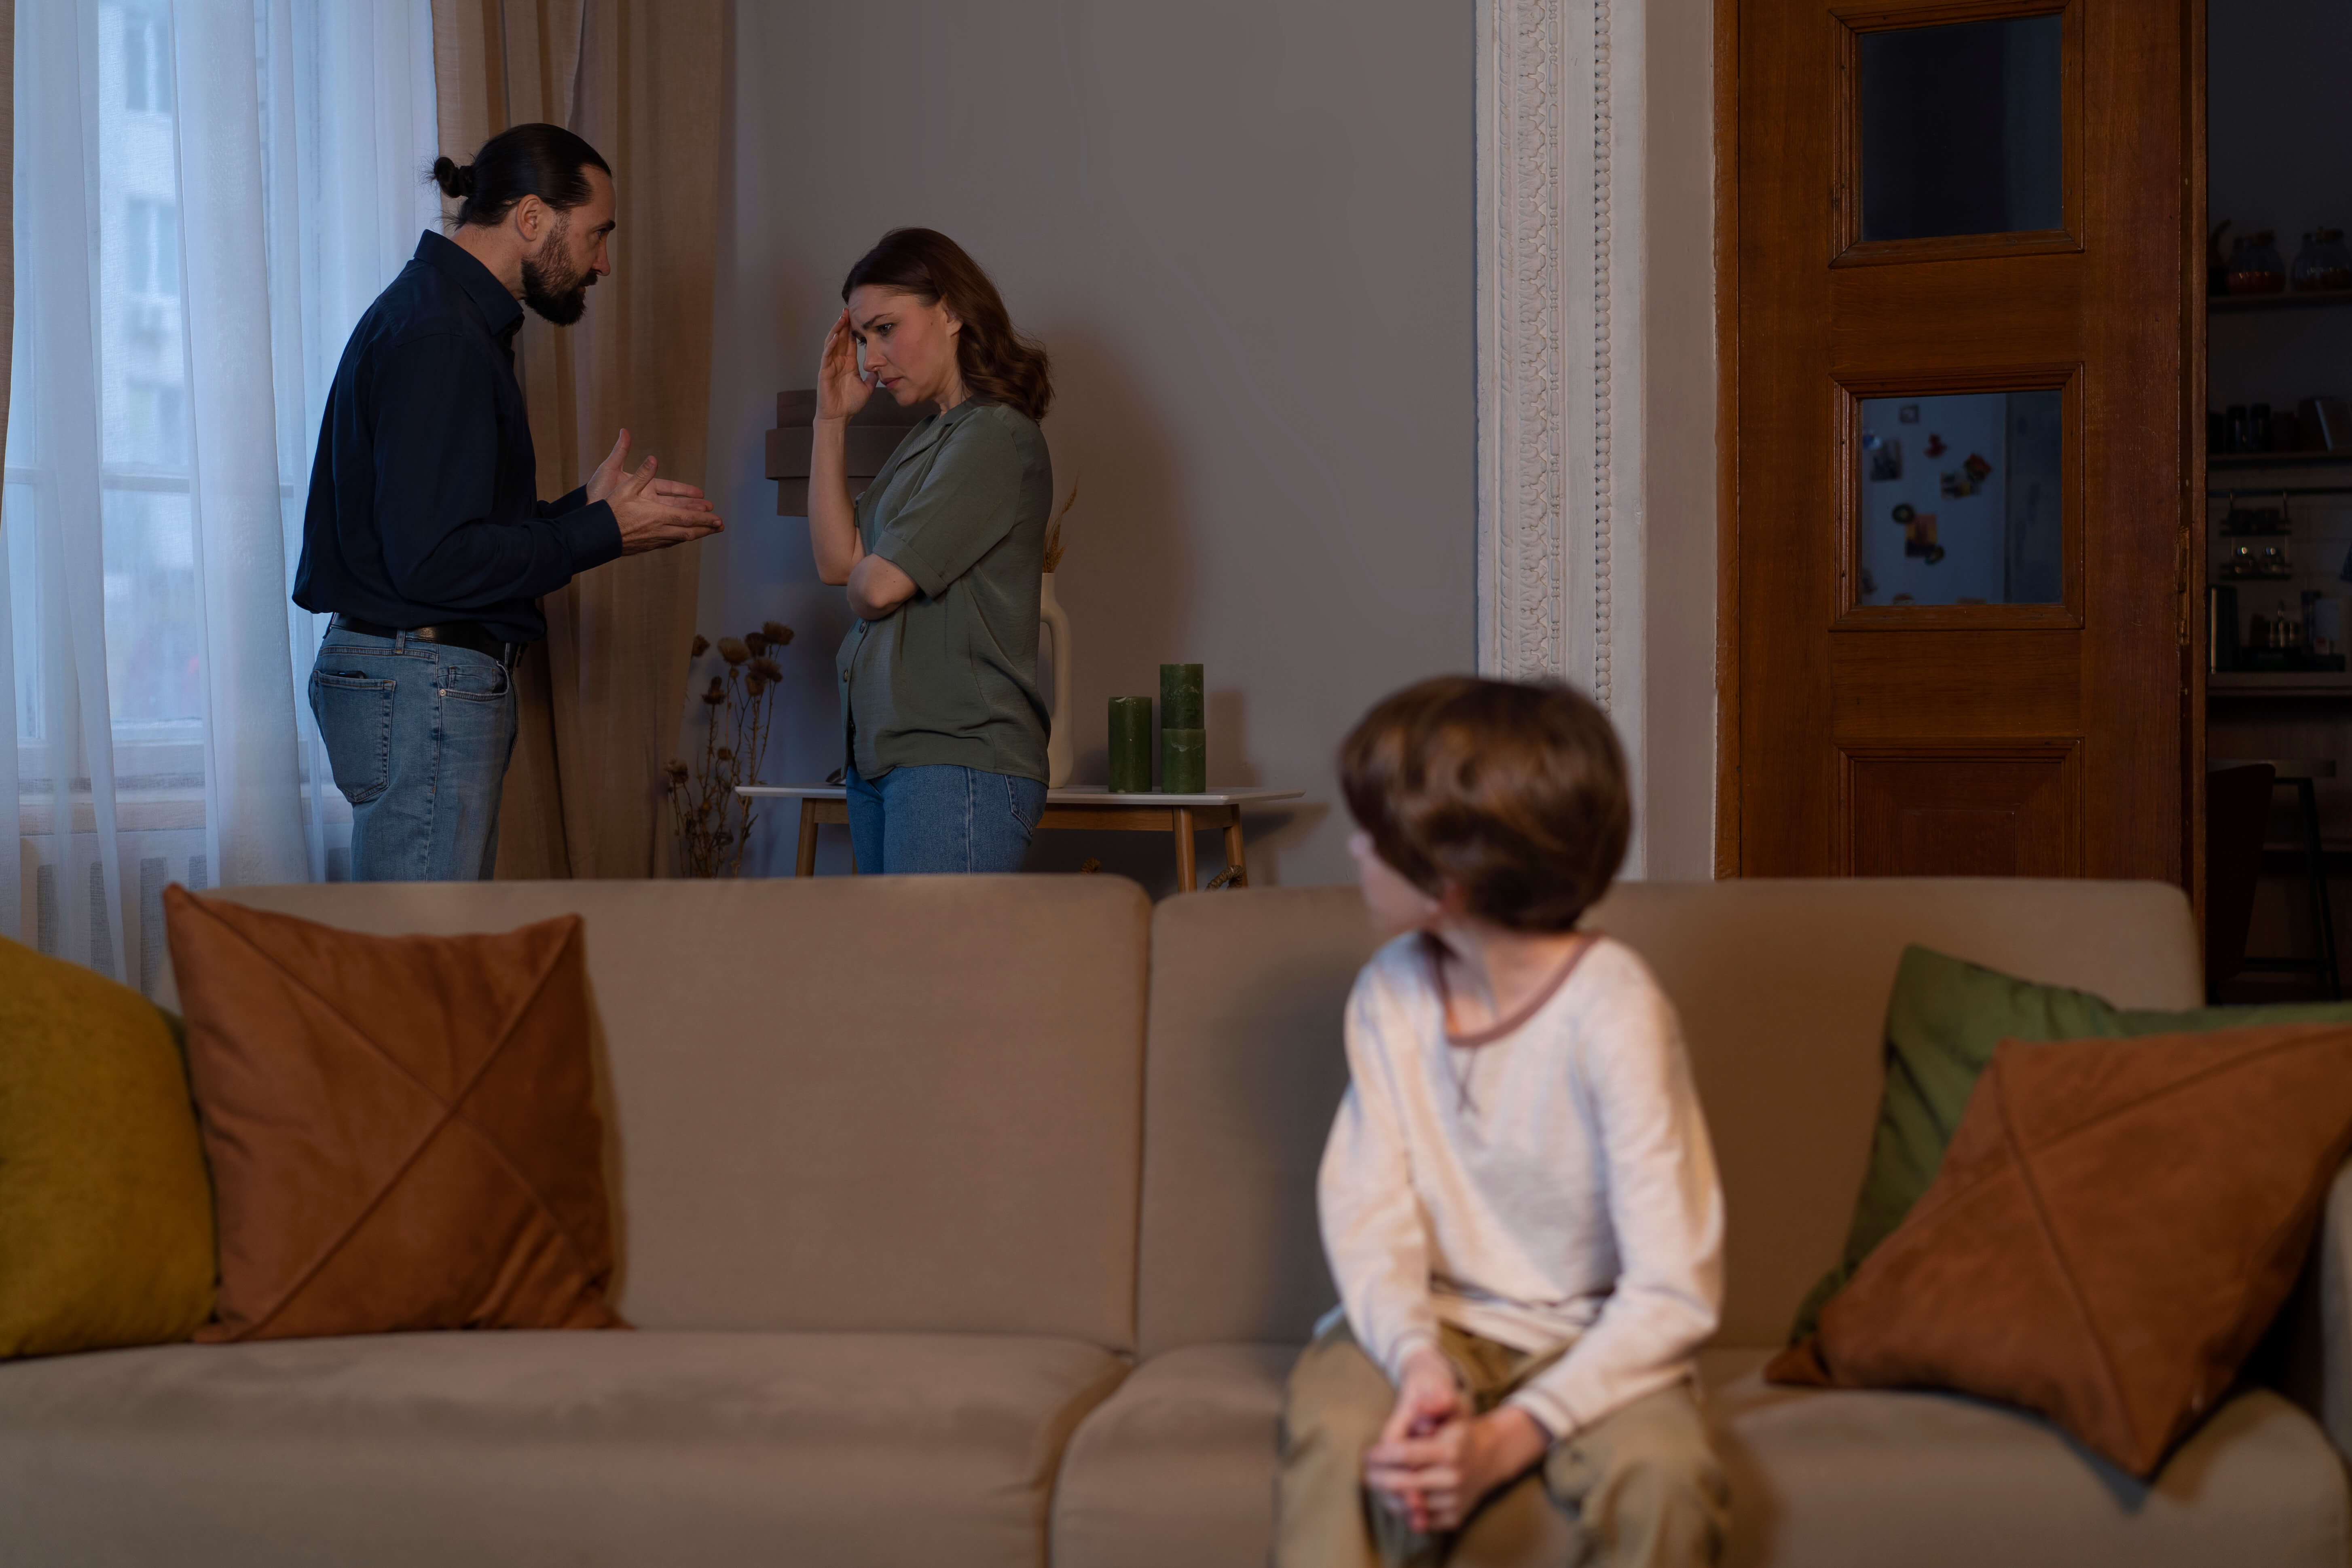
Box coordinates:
[292,230,622,644]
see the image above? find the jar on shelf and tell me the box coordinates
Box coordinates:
[2227,231,2287,295]
[2293,228,2352,292]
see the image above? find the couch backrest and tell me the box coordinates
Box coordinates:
[159,877,1151,1350]
[1134,877,2202,1357]
[1135,887,1381,1358]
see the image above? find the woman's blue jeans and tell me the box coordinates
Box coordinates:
[843,763,1045,874]
[309,627,517,881]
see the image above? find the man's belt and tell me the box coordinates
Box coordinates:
[331,615,522,671]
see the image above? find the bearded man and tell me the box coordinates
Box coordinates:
[293,124,720,881]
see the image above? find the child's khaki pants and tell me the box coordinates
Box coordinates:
[1275,1320,1727,1568]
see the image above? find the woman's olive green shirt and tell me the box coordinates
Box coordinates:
[834,399,1053,782]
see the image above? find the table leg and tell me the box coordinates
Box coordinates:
[1174,806,1197,891]
[795,800,819,878]
[1223,817,1248,887]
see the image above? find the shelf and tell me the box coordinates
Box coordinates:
[2210,291,2352,314]
[2210,452,2352,470]
[2209,672,2352,698]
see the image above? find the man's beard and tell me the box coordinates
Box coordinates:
[521,223,592,325]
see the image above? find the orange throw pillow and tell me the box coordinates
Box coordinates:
[1796,1022,2352,1477]
[162,888,623,1342]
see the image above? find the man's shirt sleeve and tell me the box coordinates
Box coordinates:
[369,334,619,610]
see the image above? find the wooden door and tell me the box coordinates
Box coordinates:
[1727,0,2198,880]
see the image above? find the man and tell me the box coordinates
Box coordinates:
[294,124,720,880]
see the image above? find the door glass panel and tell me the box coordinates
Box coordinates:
[1859,14,2062,242]
[1855,389,2062,607]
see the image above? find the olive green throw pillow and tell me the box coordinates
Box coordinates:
[1787,946,2352,1343]
[0,936,216,1356]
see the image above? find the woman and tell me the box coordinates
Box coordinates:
[809,228,1055,874]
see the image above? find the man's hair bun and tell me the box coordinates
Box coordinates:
[429,156,477,201]
[430,126,609,230]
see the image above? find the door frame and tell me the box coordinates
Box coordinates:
[1711,0,2210,904]
[1714,0,1742,876]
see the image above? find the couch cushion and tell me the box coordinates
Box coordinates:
[1134,879,2202,1358]
[1050,1343,2347,1568]
[0,936,214,1358]
[163,893,621,1342]
[1051,1343,1292,1568]
[0,1329,1127,1567]
[1705,1350,2349,1568]
[1792,945,2352,1342]
[1580,879,2202,1349]
[1802,1025,2352,1477]
[159,877,1150,1348]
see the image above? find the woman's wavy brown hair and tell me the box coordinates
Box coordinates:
[842,229,1052,422]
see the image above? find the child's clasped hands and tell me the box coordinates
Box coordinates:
[1362,1346,1551,1533]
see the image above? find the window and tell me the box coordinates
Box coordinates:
[125,200,178,298]
[5,0,442,981]
[1851,387,2066,609]
[122,14,173,115]
[124,381,188,467]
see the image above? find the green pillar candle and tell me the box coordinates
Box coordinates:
[1159,663,1204,729]
[1161,727,1207,795]
[1108,696,1153,792]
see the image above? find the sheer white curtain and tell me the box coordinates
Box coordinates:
[0,0,438,990]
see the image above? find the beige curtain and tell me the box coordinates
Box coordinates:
[431,0,726,878]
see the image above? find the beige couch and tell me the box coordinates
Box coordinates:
[2,876,2344,1566]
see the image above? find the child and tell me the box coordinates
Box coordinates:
[1276,677,1728,1568]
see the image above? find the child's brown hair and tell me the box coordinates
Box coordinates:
[1339,676,1629,931]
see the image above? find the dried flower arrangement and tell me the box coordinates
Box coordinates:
[1043,481,1076,573]
[664,620,793,877]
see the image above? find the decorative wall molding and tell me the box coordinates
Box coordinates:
[1477,0,1648,868]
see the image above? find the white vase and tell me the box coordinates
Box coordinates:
[1040,571,1074,787]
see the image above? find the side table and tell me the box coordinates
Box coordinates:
[736,785,1305,891]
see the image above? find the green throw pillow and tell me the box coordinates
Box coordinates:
[1787,946,2352,1343]
[0,936,216,1356]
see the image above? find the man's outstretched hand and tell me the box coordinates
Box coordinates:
[591,429,723,555]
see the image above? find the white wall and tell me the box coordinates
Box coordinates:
[697,0,1718,887]
[700,0,1474,889]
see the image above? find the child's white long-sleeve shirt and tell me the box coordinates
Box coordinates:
[1317,931,1725,1441]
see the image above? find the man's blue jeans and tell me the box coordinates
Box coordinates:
[844,763,1046,874]
[309,627,518,881]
